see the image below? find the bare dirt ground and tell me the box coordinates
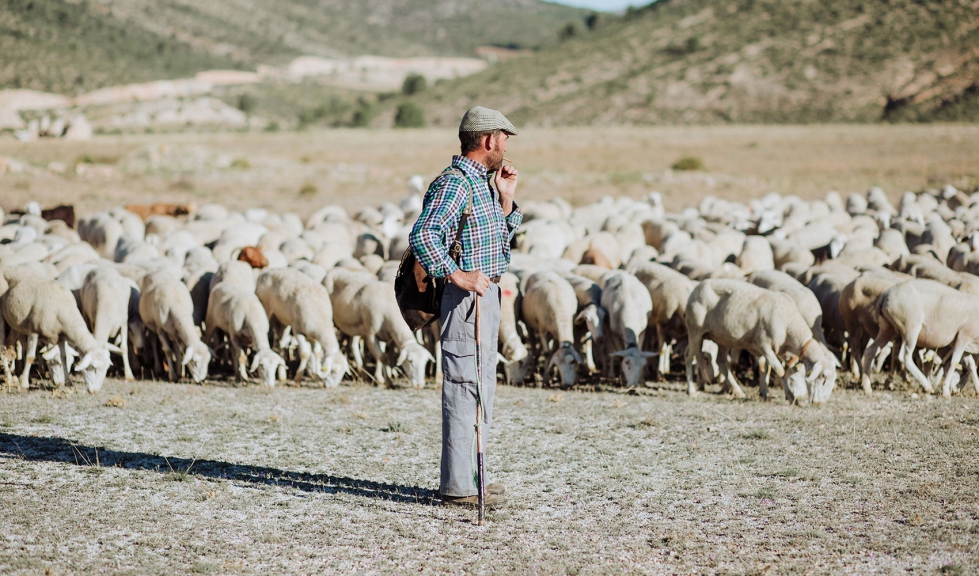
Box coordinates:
[2,124,978,216]
[1,375,977,575]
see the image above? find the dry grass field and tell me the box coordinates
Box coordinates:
[2,124,979,574]
[1,378,977,574]
[2,124,978,216]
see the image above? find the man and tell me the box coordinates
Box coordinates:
[408,106,522,508]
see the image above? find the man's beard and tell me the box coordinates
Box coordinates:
[487,146,504,172]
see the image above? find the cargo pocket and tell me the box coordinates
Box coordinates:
[440,339,477,385]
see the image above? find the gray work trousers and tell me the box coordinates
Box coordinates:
[439,281,500,497]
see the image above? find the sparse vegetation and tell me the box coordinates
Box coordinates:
[671,156,706,171]
[401,74,427,96]
[394,102,425,128]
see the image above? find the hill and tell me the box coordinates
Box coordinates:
[394,0,979,126]
[0,0,586,96]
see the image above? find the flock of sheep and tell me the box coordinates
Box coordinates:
[2,179,979,404]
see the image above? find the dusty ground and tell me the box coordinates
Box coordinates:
[1,375,977,575]
[2,124,978,216]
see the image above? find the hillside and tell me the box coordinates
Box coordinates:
[0,0,586,96]
[397,0,979,126]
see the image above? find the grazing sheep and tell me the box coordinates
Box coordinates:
[748,269,829,349]
[497,272,532,384]
[630,262,696,376]
[256,268,348,387]
[139,269,212,383]
[685,279,838,403]
[324,268,433,389]
[838,269,909,385]
[80,266,137,380]
[863,279,979,398]
[204,282,284,388]
[559,271,606,374]
[600,271,655,387]
[0,267,112,392]
[521,271,583,387]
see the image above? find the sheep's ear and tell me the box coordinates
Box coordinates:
[641,351,657,358]
[424,348,435,364]
[181,347,194,366]
[249,353,261,374]
[807,361,824,383]
[545,353,558,373]
[497,352,507,365]
[106,343,123,355]
[574,309,587,324]
[396,347,408,366]
[571,348,583,363]
[75,352,93,372]
[611,350,628,357]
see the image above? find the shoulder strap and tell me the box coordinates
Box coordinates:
[441,167,475,244]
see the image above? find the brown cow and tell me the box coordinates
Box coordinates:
[237,246,268,269]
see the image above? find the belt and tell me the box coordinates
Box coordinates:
[490,276,501,284]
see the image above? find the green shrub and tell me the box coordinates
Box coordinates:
[402,73,427,96]
[299,182,318,195]
[671,156,706,171]
[237,93,257,113]
[394,102,425,128]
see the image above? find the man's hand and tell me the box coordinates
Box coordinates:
[494,164,518,216]
[449,270,490,296]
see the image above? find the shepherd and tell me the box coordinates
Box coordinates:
[408,106,522,509]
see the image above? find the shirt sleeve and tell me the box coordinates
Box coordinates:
[505,201,523,245]
[408,175,466,279]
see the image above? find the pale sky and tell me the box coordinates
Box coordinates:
[546,0,647,12]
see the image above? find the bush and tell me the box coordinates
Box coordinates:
[351,101,376,127]
[671,156,706,171]
[299,182,318,196]
[402,73,427,96]
[559,22,577,41]
[237,93,257,113]
[394,102,425,128]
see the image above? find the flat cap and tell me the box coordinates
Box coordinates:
[458,106,518,135]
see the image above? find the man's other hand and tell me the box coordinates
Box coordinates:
[449,270,490,296]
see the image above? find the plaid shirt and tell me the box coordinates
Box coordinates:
[409,155,522,279]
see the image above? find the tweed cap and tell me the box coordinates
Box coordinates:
[458,106,518,135]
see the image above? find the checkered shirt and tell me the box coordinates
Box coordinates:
[409,155,522,279]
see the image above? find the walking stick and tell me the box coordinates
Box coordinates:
[474,293,486,525]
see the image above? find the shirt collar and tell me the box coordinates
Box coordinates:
[452,155,488,181]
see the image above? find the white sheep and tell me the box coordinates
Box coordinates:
[863,279,979,398]
[1,267,112,392]
[521,271,583,387]
[323,268,433,389]
[80,266,137,380]
[630,262,695,376]
[685,279,838,403]
[204,282,284,388]
[600,271,655,387]
[139,269,212,383]
[256,268,348,387]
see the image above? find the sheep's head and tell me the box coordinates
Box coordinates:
[611,346,655,387]
[783,366,809,404]
[181,341,212,383]
[803,344,839,404]
[501,354,534,386]
[396,342,434,390]
[75,346,112,393]
[501,333,528,362]
[41,344,76,387]
[250,349,286,389]
[575,304,606,342]
[310,347,348,388]
[546,343,582,387]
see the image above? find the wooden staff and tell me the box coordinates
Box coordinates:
[474,293,486,525]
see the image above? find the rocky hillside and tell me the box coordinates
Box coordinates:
[399,0,979,126]
[0,0,585,95]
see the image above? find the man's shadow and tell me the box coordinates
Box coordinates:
[0,433,439,505]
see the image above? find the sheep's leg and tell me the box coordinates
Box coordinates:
[59,341,71,388]
[964,355,979,394]
[0,315,10,391]
[757,355,770,401]
[940,340,968,398]
[861,327,892,395]
[149,333,163,379]
[719,347,746,399]
[231,340,245,382]
[901,324,934,394]
[365,334,387,387]
[19,333,38,390]
[685,332,701,396]
[120,327,134,381]
[158,332,179,382]
[349,335,366,380]
[873,341,893,373]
